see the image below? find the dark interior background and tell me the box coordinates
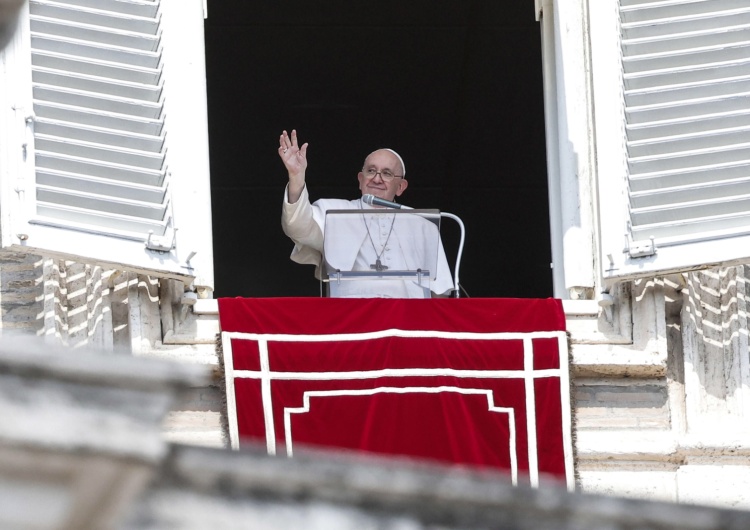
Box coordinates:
[204,1,552,298]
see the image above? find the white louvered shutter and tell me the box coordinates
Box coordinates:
[0,0,213,288]
[592,0,750,281]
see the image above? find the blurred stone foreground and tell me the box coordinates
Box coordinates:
[0,0,24,49]
[1,340,749,530]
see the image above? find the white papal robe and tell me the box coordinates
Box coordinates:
[282,185,454,298]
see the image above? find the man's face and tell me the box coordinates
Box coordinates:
[358,149,408,202]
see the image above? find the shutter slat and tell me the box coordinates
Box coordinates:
[33,67,162,101]
[30,18,159,51]
[33,51,161,84]
[35,152,166,187]
[625,61,750,91]
[629,163,750,191]
[631,195,750,226]
[627,111,750,142]
[34,102,164,136]
[628,127,750,157]
[626,93,750,123]
[623,11,750,41]
[33,86,162,118]
[35,135,165,170]
[631,177,750,207]
[31,1,159,34]
[35,118,164,152]
[621,0,750,23]
[631,211,750,241]
[623,45,750,75]
[36,203,169,235]
[629,144,750,174]
[37,186,167,220]
[623,26,750,57]
[32,35,160,68]
[51,0,159,18]
[625,76,750,107]
[37,168,166,203]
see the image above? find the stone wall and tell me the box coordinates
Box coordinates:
[573,268,750,509]
[0,252,225,450]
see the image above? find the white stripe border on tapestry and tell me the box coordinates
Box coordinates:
[223,329,566,342]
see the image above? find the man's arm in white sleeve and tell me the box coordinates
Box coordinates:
[282,183,324,251]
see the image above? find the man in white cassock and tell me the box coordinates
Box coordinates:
[279,130,453,298]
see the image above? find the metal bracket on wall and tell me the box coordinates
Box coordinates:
[625,230,657,259]
[145,228,177,252]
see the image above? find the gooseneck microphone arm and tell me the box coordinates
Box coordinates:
[440,212,464,298]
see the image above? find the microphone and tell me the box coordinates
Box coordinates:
[362,194,413,210]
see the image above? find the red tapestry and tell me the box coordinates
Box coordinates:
[218,297,573,489]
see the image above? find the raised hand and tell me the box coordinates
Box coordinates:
[278,129,308,178]
[278,129,309,203]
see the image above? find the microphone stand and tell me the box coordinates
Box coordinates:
[440,212,465,298]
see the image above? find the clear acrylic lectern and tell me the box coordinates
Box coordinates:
[322,209,442,298]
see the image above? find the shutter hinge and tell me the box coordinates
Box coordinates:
[624,233,657,258]
[12,110,34,197]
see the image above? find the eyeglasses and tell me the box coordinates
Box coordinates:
[362,168,403,182]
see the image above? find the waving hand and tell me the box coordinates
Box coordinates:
[279,130,308,203]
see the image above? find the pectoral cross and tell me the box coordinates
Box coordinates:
[370,259,388,272]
